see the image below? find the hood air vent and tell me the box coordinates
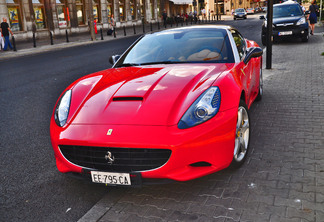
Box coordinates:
[113,97,143,101]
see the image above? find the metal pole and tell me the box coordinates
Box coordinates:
[50,31,54,45]
[65,29,69,42]
[320,0,323,24]
[12,36,17,51]
[100,28,103,40]
[33,33,36,47]
[123,26,126,36]
[133,24,136,34]
[266,0,273,69]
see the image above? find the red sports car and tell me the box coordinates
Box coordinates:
[50,26,263,186]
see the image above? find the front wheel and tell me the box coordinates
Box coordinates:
[301,33,309,42]
[230,100,250,168]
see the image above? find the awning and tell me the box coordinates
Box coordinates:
[170,0,192,5]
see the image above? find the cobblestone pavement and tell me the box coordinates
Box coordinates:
[78,33,324,222]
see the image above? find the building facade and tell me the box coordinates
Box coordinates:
[0,0,261,40]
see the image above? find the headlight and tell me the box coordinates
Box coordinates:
[296,17,306,25]
[54,90,72,127]
[234,13,237,15]
[178,87,221,129]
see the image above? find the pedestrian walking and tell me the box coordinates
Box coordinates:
[308,0,319,35]
[162,10,167,27]
[0,17,14,51]
[109,14,116,34]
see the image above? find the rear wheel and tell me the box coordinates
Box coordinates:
[230,100,250,168]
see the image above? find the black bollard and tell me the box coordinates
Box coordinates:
[181,20,183,26]
[12,36,17,51]
[100,28,103,40]
[142,22,145,33]
[123,26,126,36]
[150,22,152,31]
[157,21,160,30]
[50,31,54,45]
[133,24,136,34]
[33,33,36,47]
[65,30,69,42]
[113,28,116,38]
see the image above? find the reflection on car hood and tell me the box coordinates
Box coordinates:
[71,64,231,126]
[273,16,302,25]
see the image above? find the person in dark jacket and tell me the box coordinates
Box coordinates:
[0,17,14,51]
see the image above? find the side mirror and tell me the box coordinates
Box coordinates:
[109,55,120,65]
[305,10,310,15]
[259,15,265,20]
[244,47,263,65]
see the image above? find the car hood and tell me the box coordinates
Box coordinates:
[70,64,231,126]
[273,16,302,25]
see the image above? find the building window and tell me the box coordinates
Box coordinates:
[119,0,125,21]
[130,0,136,20]
[107,0,113,18]
[6,0,23,31]
[56,0,69,28]
[32,0,46,29]
[150,0,154,19]
[93,0,101,22]
[76,0,85,25]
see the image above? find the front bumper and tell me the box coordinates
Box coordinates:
[50,107,237,184]
[262,23,308,39]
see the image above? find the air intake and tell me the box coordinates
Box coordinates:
[113,97,143,101]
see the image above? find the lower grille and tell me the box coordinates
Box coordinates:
[59,145,172,172]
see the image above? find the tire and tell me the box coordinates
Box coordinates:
[256,66,263,101]
[234,17,236,20]
[301,33,309,42]
[261,34,266,46]
[230,100,250,168]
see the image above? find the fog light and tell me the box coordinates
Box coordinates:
[301,31,304,34]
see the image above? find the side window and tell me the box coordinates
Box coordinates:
[231,30,246,60]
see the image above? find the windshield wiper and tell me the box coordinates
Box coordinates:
[116,63,140,67]
[139,61,187,65]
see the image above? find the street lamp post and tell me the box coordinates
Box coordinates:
[266,0,273,69]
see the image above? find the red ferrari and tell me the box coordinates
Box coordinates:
[50,26,263,186]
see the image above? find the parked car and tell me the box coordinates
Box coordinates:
[260,1,309,44]
[246,8,255,14]
[50,25,263,186]
[233,8,247,19]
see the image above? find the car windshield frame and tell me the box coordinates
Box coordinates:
[114,28,235,68]
[273,4,303,18]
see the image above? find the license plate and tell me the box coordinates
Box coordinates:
[91,171,131,185]
[278,31,292,36]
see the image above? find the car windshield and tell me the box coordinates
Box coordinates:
[235,9,245,12]
[117,28,235,67]
[273,4,303,18]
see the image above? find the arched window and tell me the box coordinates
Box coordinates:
[6,0,23,31]
[130,0,136,20]
[56,0,68,28]
[32,0,46,29]
[150,0,155,19]
[93,0,101,22]
[107,0,113,20]
[75,0,85,25]
[119,0,125,21]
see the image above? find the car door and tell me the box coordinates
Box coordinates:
[230,29,254,106]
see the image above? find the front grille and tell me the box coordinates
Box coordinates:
[59,145,172,172]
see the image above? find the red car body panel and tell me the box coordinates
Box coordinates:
[50,32,262,183]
